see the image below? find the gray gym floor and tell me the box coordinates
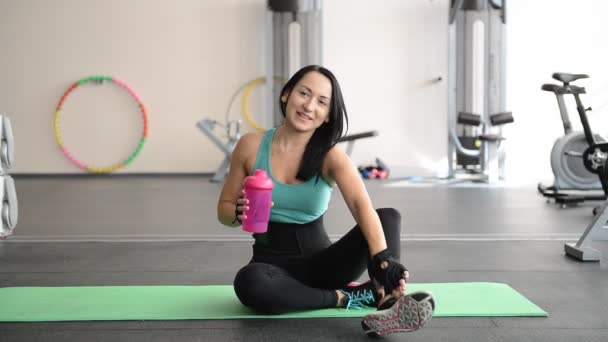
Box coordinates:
[2,176,608,342]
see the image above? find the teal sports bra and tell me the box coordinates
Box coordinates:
[252,128,333,224]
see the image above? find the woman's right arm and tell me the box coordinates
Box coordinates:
[216,133,259,227]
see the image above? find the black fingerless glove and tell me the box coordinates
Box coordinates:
[370,249,407,293]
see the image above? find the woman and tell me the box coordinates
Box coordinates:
[217,65,434,336]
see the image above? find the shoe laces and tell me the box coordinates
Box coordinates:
[340,288,376,310]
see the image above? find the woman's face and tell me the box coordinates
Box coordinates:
[282,71,332,132]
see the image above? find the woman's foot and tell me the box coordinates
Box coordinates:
[336,281,378,309]
[361,291,435,336]
[376,293,398,310]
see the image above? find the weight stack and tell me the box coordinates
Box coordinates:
[0,115,18,239]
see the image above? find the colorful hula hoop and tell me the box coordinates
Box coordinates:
[54,76,149,174]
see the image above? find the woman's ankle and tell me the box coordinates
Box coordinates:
[335,290,346,307]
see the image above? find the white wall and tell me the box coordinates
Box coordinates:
[3,0,607,182]
[0,0,267,173]
[507,0,608,183]
[324,0,448,175]
[0,0,448,175]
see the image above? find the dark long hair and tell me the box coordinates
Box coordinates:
[279,65,349,182]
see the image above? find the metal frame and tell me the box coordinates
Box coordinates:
[565,199,608,261]
[196,119,241,183]
[448,0,510,183]
[560,86,608,261]
[266,0,323,127]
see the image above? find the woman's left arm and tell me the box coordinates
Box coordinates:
[326,147,407,296]
[325,147,387,257]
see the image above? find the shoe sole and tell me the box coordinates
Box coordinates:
[361,291,435,336]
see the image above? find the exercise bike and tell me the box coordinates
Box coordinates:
[538,73,607,206]
[538,73,608,261]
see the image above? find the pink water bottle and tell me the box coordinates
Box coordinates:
[242,170,274,233]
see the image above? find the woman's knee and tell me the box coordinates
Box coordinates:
[377,207,401,220]
[376,208,401,234]
[233,264,262,303]
[233,263,284,314]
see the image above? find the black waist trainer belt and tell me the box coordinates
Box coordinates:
[252,215,332,257]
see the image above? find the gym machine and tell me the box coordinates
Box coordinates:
[265,0,378,158]
[198,0,378,182]
[196,0,322,183]
[537,73,608,261]
[447,0,514,183]
[538,74,606,206]
[265,0,323,127]
[0,115,18,239]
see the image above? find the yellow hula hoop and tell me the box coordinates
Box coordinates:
[242,78,269,132]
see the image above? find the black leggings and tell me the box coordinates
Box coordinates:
[233,208,402,314]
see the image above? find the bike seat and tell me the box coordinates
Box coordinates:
[541,84,565,93]
[552,73,589,84]
[541,83,586,94]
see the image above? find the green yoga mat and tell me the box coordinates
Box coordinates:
[0,282,547,322]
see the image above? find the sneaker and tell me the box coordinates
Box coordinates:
[361,291,435,336]
[339,281,378,310]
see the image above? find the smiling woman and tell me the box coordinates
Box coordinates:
[216,65,434,337]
